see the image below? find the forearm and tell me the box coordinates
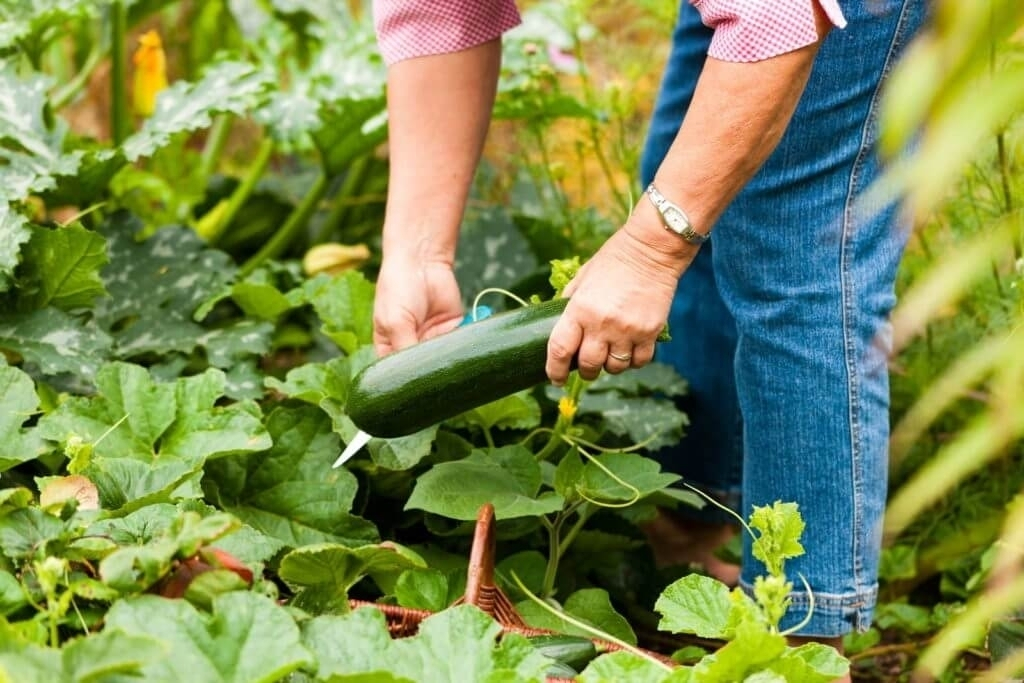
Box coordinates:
[628,8,831,269]
[382,40,501,265]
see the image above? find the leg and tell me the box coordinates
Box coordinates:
[709,0,929,636]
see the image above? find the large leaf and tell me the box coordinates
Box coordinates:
[577,453,680,505]
[655,575,733,639]
[766,643,849,683]
[0,205,31,292]
[278,542,425,614]
[0,64,81,203]
[406,446,565,521]
[121,61,273,162]
[453,208,539,307]
[17,223,109,311]
[0,306,112,377]
[578,651,677,683]
[571,391,688,451]
[302,271,375,354]
[0,628,165,683]
[104,592,313,683]
[94,216,238,358]
[303,605,550,682]
[203,405,379,548]
[0,0,105,53]
[37,363,270,510]
[447,391,542,433]
[0,365,45,471]
[517,588,636,645]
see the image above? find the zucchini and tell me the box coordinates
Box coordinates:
[527,634,599,672]
[346,298,569,437]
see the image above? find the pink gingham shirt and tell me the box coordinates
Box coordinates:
[373,1,847,65]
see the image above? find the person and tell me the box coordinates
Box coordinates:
[370,0,927,668]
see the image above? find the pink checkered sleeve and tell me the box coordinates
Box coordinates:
[692,0,847,62]
[372,0,521,65]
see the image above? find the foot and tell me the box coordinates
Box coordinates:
[640,510,741,586]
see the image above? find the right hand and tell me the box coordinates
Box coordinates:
[373,257,464,356]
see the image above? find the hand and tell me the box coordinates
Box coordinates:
[373,256,463,356]
[546,214,698,385]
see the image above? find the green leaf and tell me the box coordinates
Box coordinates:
[302,271,375,354]
[553,449,585,502]
[0,307,112,376]
[0,206,31,292]
[767,643,849,683]
[279,542,426,614]
[453,208,539,305]
[0,487,33,515]
[303,604,550,682]
[578,453,680,505]
[121,61,273,162]
[573,392,688,451]
[0,365,45,472]
[37,363,270,510]
[691,620,787,681]
[184,570,251,611]
[104,592,313,683]
[447,391,542,432]
[367,427,439,471]
[406,446,565,521]
[495,550,547,600]
[394,569,449,611]
[578,651,673,683]
[94,217,237,359]
[989,612,1024,667]
[203,405,379,548]
[586,362,688,398]
[17,223,108,311]
[0,0,101,53]
[749,501,805,577]
[0,507,67,560]
[0,627,165,683]
[518,588,636,645]
[0,570,27,616]
[0,64,81,203]
[655,575,733,639]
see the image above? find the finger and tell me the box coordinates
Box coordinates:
[575,335,608,382]
[374,316,420,355]
[546,317,583,387]
[420,313,463,341]
[604,346,634,374]
[630,340,657,368]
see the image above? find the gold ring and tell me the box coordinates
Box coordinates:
[609,352,632,362]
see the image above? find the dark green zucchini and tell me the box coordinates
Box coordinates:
[346,298,570,437]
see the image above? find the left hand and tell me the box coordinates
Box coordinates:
[546,214,699,385]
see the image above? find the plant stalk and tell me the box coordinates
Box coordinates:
[52,43,105,110]
[199,137,274,246]
[240,171,330,276]
[199,114,234,183]
[110,1,130,146]
[541,512,566,598]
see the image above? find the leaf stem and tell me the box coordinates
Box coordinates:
[511,572,673,672]
[240,171,329,276]
[199,114,234,183]
[541,511,565,598]
[52,43,105,110]
[110,1,130,145]
[199,137,275,245]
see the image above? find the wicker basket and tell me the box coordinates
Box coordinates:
[348,503,676,682]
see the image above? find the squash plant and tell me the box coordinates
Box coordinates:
[0,0,852,681]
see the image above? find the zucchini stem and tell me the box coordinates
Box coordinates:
[199,136,274,245]
[110,1,130,146]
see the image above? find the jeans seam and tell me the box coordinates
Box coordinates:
[840,0,915,597]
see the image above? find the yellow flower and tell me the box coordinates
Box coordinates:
[132,30,168,117]
[558,396,577,420]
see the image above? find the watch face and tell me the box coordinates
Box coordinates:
[664,205,689,233]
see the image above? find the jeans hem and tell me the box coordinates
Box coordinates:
[739,580,879,637]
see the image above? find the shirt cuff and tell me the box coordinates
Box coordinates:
[692,0,847,63]
[374,0,522,65]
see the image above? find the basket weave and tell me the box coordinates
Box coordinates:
[349,503,676,682]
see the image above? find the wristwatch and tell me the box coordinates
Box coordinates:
[645,183,709,245]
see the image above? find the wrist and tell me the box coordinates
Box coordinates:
[623,196,702,271]
[381,222,457,267]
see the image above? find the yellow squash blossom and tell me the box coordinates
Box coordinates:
[558,396,578,420]
[132,30,168,117]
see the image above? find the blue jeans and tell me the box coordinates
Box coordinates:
[641,1,927,637]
